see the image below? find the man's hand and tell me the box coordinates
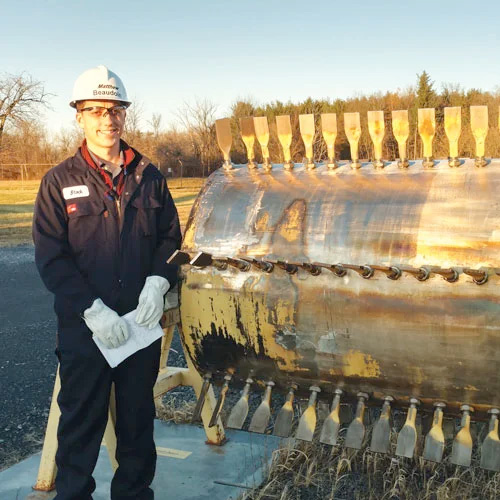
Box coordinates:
[83,298,129,348]
[136,276,170,329]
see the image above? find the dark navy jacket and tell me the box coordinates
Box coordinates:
[33,149,181,331]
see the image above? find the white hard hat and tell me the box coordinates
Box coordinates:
[70,65,131,108]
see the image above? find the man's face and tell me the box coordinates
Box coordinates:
[76,100,126,153]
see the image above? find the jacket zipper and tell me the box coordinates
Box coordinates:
[115,195,122,288]
[115,197,121,226]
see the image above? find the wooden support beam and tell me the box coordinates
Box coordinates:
[33,367,60,491]
[33,307,225,492]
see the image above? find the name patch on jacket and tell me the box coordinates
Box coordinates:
[62,185,90,200]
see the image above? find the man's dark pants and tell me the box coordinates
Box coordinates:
[54,320,161,500]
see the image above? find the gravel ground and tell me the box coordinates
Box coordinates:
[0,244,284,473]
[0,245,187,471]
[0,245,57,470]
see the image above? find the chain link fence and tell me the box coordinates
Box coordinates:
[0,164,56,181]
[0,163,213,184]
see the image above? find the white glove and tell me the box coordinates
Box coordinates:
[83,298,129,349]
[135,276,170,329]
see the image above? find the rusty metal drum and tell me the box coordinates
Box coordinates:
[178,158,499,418]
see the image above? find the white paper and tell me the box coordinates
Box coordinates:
[93,310,164,368]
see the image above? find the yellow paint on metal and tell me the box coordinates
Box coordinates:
[278,202,303,243]
[409,366,426,385]
[182,217,196,249]
[181,272,300,371]
[464,385,480,392]
[342,350,381,378]
[255,211,269,232]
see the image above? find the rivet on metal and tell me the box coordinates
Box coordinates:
[361,266,374,279]
[296,386,321,442]
[396,398,420,458]
[480,408,500,472]
[209,373,232,428]
[422,157,435,168]
[248,381,275,434]
[191,372,212,423]
[371,265,401,280]
[270,260,298,275]
[345,392,369,449]
[431,267,459,283]
[226,377,253,429]
[313,262,347,277]
[400,265,430,281]
[341,264,374,279]
[273,383,298,438]
[416,267,430,281]
[475,156,488,168]
[320,389,343,446]
[242,258,274,273]
[225,257,251,272]
[301,263,321,276]
[332,264,347,277]
[463,268,488,285]
[370,396,394,454]
[450,404,474,467]
[423,402,446,463]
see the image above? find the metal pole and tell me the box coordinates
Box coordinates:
[178,159,183,188]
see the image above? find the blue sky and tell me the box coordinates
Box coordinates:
[2,0,500,136]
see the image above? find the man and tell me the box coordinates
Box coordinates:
[33,65,181,499]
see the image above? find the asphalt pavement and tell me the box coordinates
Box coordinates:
[0,245,57,469]
[0,245,187,471]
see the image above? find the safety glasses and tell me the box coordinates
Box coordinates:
[79,104,127,119]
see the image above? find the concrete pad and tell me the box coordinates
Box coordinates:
[0,420,283,499]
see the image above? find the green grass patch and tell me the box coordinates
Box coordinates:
[0,179,203,246]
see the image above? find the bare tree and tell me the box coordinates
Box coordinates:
[177,98,219,176]
[148,112,162,138]
[123,99,144,144]
[0,72,51,149]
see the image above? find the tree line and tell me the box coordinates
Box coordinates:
[1,71,500,180]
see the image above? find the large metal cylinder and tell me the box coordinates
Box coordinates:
[179,159,500,416]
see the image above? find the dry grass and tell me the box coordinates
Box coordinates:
[0,180,39,246]
[155,397,196,424]
[240,421,500,500]
[0,178,204,246]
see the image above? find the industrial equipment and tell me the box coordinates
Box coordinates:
[170,106,500,470]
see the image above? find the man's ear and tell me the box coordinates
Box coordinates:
[75,112,84,130]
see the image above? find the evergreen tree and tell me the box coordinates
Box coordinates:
[416,71,436,108]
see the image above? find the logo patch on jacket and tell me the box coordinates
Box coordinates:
[62,185,90,200]
[67,203,78,215]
